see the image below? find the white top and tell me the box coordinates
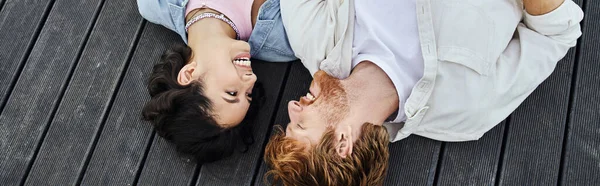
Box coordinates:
[351,0,424,123]
[282,0,583,142]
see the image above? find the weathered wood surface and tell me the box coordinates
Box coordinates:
[25,0,143,185]
[0,0,598,185]
[0,0,54,112]
[134,23,199,186]
[0,0,100,184]
[561,0,600,185]
[435,122,506,186]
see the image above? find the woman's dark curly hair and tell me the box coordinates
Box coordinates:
[141,43,263,164]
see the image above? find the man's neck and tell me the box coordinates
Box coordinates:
[340,61,399,128]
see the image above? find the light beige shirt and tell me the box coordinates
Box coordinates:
[387,0,584,142]
[280,0,354,79]
[282,0,584,142]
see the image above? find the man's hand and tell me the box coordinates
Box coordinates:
[524,0,565,15]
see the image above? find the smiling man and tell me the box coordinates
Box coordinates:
[264,0,584,185]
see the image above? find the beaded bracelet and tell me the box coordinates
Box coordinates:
[185,12,240,40]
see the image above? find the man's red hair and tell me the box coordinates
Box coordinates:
[264,123,390,186]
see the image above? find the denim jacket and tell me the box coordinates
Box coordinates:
[136,0,297,62]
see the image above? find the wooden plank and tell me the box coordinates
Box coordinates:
[254,61,313,186]
[498,48,576,185]
[130,25,199,186]
[0,0,101,184]
[0,0,5,12]
[78,23,174,185]
[435,122,506,185]
[384,137,442,186]
[497,0,583,182]
[0,0,53,111]
[561,0,600,185]
[194,60,291,186]
[22,0,143,184]
[137,135,199,186]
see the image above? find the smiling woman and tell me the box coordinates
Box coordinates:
[136,0,272,163]
[142,44,263,163]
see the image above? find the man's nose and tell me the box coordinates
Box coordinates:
[288,101,302,123]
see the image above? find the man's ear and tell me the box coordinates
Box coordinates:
[177,61,197,85]
[335,125,353,158]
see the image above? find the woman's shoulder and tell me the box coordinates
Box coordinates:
[248,0,297,62]
[137,0,188,42]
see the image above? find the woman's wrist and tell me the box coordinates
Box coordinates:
[186,8,220,22]
[523,0,565,16]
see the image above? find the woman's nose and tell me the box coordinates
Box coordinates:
[243,72,256,82]
[288,101,302,123]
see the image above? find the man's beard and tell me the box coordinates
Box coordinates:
[308,71,349,126]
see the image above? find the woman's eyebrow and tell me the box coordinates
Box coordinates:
[222,97,239,103]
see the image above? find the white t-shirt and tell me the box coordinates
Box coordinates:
[351,0,424,122]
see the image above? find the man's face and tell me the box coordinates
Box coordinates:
[286,71,349,146]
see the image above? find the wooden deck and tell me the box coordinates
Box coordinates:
[0,0,598,185]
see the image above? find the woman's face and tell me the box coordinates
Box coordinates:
[178,37,257,127]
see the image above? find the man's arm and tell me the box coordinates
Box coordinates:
[523,0,565,16]
[524,0,565,16]
[493,0,583,105]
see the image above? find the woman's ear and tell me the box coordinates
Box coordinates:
[335,125,353,158]
[177,61,197,85]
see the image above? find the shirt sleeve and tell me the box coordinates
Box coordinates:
[137,0,188,43]
[495,0,583,99]
[523,0,584,46]
[280,0,354,79]
[248,0,298,62]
